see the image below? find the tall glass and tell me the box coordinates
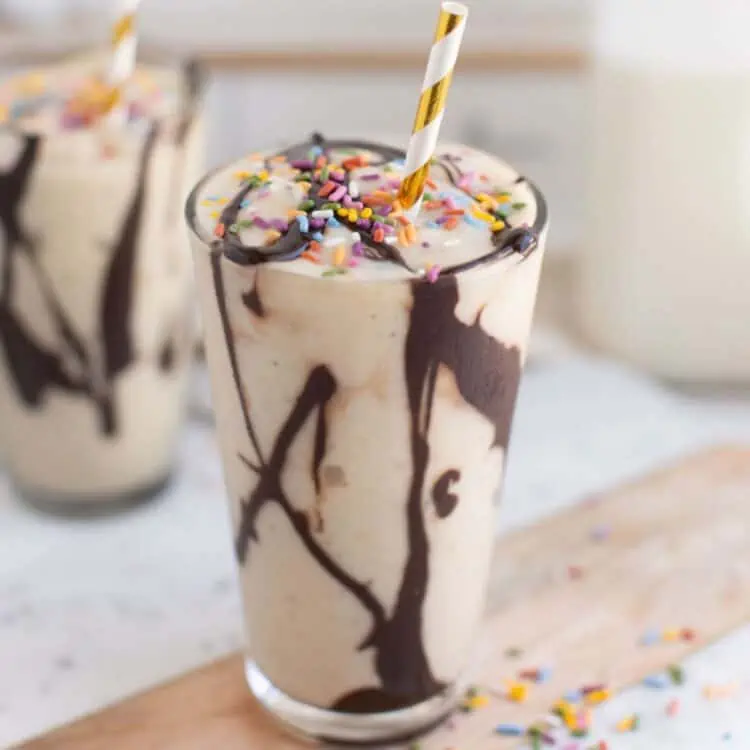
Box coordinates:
[187,136,547,743]
[0,55,203,512]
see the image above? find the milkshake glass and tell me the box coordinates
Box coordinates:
[187,135,547,742]
[0,54,203,511]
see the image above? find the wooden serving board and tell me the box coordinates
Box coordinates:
[25,447,750,750]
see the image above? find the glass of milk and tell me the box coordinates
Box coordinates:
[577,0,750,383]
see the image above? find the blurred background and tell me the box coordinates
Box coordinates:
[3,1,750,747]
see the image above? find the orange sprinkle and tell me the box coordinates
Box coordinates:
[269,154,287,163]
[391,200,403,214]
[426,177,438,189]
[343,155,367,170]
[308,241,322,253]
[398,228,409,247]
[373,227,385,243]
[444,217,459,231]
[315,155,327,169]
[214,223,225,238]
[405,224,417,244]
[301,250,320,263]
[424,201,443,210]
[445,209,465,216]
[398,215,410,226]
[333,246,347,266]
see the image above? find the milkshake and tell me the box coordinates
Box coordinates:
[188,135,547,742]
[0,54,203,508]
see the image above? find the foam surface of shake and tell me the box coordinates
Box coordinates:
[193,137,541,282]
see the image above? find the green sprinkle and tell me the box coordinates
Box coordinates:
[512,202,527,211]
[319,166,330,181]
[294,173,312,183]
[632,714,641,731]
[424,192,434,201]
[530,733,542,750]
[298,199,315,211]
[237,219,254,229]
[322,202,341,211]
[321,267,347,278]
[668,664,685,685]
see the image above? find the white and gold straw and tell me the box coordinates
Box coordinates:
[399,1,469,216]
[104,0,141,121]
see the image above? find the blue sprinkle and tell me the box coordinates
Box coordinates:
[537,666,553,684]
[425,221,440,230]
[463,215,484,228]
[641,628,661,646]
[296,215,309,233]
[240,199,251,208]
[312,232,324,242]
[327,217,341,228]
[309,145,323,158]
[723,732,733,741]
[495,724,525,737]
[643,674,670,689]
[391,158,406,168]
[564,689,582,702]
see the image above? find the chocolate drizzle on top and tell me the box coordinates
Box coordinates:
[207,134,543,278]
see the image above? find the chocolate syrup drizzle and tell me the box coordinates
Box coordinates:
[211,133,544,277]
[0,65,201,434]
[208,135,536,719]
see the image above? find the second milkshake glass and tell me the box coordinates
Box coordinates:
[188,137,548,743]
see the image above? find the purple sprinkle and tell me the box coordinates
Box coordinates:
[310,218,325,230]
[421,241,430,248]
[290,159,314,170]
[427,265,441,283]
[352,242,364,257]
[330,169,346,182]
[435,216,449,226]
[382,224,396,235]
[387,178,402,190]
[329,185,347,202]
[270,219,288,232]
[356,219,372,230]
[378,205,392,216]
[372,222,384,233]
[361,173,381,181]
[253,217,271,229]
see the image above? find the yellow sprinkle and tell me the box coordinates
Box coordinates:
[337,208,349,218]
[391,200,403,214]
[234,171,251,181]
[297,182,312,193]
[663,628,681,642]
[347,210,358,222]
[287,209,304,218]
[247,152,264,160]
[506,681,529,703]
[472,208,496,223]
[333,245,347,266]
[0,105,8,123]
[397,228,409,247]
[497,194,512,204]
[465,695,490,710]
[209,211,219,219]
[361,207,373,219]
[617,716,636,733]
[585,689,611,706]
[201,199,215,206]
[17,72,46,95]
[265,230,281,244]
[477,192,497,207]
[492,220,506,232]
[257,170,270,181]
[217,197,229,205]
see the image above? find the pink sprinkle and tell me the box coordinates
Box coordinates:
[347,257,360,268]
[427,265,441,283]
[458,177,471,190]
[352,242,364,257]
[443,197,457,211]
[387,178,402,190]
[343,195,355,208]
[329,185,347,202]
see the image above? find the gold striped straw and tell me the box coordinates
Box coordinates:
[104,0,141,123]
[399,2,469,217]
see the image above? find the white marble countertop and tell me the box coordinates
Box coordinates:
[2,357,750,748]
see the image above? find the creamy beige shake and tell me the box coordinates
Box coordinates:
[188,135,547,741]
[0,56,203,505]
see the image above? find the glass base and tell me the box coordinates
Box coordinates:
[16,472,172,518]
[245,660,458,745]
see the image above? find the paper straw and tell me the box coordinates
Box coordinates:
[104,0,141,124]
[399,1,469,217]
